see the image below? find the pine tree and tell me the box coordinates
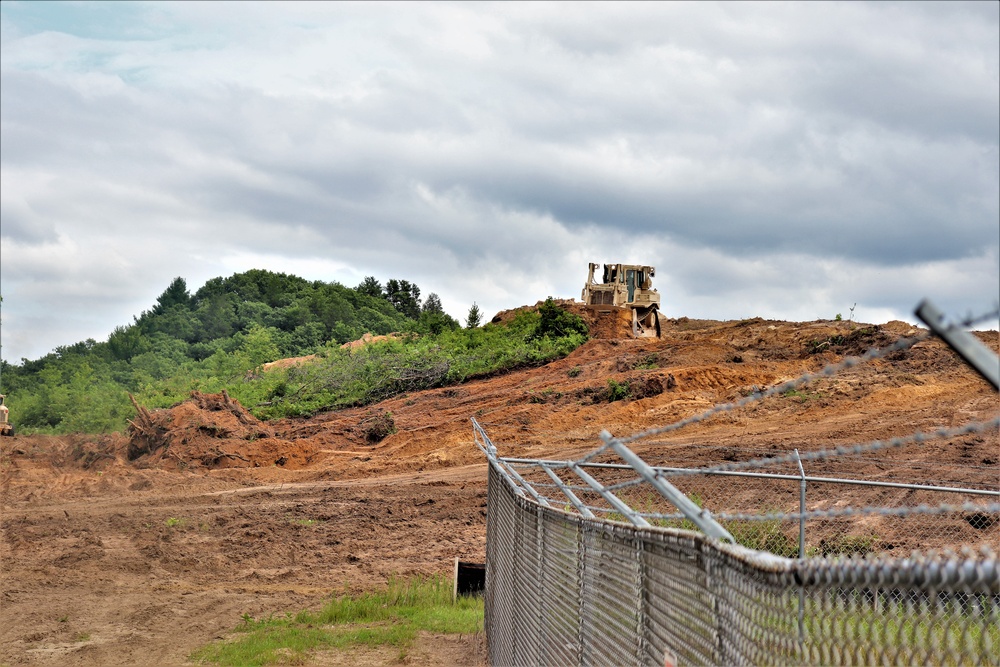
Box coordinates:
[385,279,421,319]
[466,302,482,329]
[422,293,444,314]
[153,277,192,315]
[356,276,383,299]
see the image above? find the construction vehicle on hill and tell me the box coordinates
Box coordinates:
[581,262,662,338]
[0,394,14,436]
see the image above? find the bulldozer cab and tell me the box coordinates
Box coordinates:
[582,263,662,337]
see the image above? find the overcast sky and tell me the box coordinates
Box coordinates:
[1,1,998,363]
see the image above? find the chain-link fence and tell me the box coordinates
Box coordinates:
[480,303,999,665]
[484,458,999,666]
[501,456,1000,560]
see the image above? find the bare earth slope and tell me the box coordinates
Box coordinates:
[1,316,997,666]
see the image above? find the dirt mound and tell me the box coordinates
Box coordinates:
[341,332,402,350]
[262,354,317,371]
[126,391,317,471]
[571,304,636,339]
[488,301,546,325]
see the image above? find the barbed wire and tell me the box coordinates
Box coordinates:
[507,464,999,515]
[652,417,1000,476]
[506,457,1000,495]
[618,334,929,444]
[577,501,999,525]
[961,305,1000,328]
[478,307,1000,454]
[705,501,1000,523]
[572,334,929,465]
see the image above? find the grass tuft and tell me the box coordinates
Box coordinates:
[191,574,483,666]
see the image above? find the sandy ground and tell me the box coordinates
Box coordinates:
[1,314,997,666]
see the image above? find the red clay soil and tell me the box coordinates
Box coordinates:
[1,311,997,666]
[126,390,319,471]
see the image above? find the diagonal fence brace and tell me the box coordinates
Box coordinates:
[543,466,596,518]
[570,463,651,527]
[500,461,552,507]
[601,430,735,542]
[916,299,999,390]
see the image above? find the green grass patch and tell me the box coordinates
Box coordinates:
[633,353,659,370]
[190,575,483,666]
[724,518,800,558]
[780,388,823,403]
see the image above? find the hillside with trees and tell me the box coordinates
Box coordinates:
[0,270,587,433]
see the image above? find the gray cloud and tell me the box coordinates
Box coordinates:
[1,2,997,361]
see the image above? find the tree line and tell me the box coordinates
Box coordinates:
[0,270,582,433]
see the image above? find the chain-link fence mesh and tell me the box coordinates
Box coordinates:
[485,461,1000,667]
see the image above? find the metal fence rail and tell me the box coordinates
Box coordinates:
[484,454,1000,666]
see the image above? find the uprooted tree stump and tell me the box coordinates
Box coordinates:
[127,393,167,460]
[124,391,314,470]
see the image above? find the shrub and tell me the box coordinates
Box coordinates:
[817,533,879,557]
[531,298,588,340]
[607,379,631,402]
[362,412,397,443]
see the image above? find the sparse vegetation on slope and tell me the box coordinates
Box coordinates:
[233,308,588,419]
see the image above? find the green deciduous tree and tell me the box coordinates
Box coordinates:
[532,298,588,340]
[418,310,459,335]
[196,293,237,341]
[107,325,150,361]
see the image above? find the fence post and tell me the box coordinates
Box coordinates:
[795,449,806,645]
[636,535,646,666]
[578,518,590,666]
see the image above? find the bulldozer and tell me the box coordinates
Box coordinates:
[0,394,13,437]
[581,262,662,338]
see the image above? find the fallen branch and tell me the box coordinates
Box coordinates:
[213,448,249,463]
